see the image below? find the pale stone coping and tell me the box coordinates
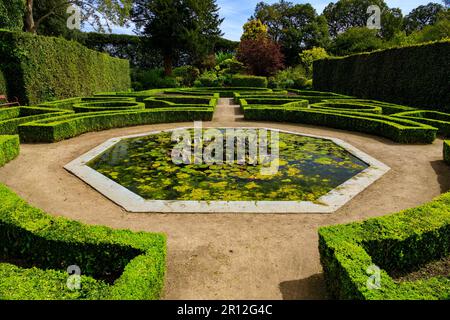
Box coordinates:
[64,127,390,214]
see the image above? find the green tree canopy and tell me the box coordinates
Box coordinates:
[404,2,446,34]
[0,0,25,31]
[133,0,223,76]
[329,26,384,56]
[252,1,329,65]
[323,0,403,40]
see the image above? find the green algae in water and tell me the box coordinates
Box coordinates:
[88,130,369,201]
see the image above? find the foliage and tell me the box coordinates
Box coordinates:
[173,66,201,87]
[237,36,284,76]
[318,189,450,300]
[314,40,450,112]
[0,30,131,105]
[194,71,221,87]
[230,75,268,88]
[269,66,308,89]
[131,68,178,91]
[252,1,329,65]
[392,111,450,137]
[0,0,24,31]
[0,181,166,300]
[329,27,384,56]
[404,2,446,34]
[241,19,268,41]
[133,0,223,75]
[0,135,19,167]
[215,51,234,66]
[299,47,329,78]
[323,0,403,40]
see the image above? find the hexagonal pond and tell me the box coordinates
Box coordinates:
[65,128,390,213]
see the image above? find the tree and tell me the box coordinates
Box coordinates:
[238,19,284,76]
[329,27,384,56]
[252,1,329,65]
[0,0,24,31]
[299,47,329,78]
[24,0,133,34]
[133,0,223,76]
[404,2,446,34]
[323,0,403,40]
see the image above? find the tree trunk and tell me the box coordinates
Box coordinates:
[163,54,173,76]
[25,0,36,33]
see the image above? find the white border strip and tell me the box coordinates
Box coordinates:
[64,127,390,213]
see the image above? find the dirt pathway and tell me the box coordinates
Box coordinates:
[0,119,449,299]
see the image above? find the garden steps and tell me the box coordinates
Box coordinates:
[212,98,244,123]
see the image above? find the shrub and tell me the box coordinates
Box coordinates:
[445,140,450,164]
[72,101,146,113]
[237,36,284,76]
[329,27,385,56]
[314,40,450,112]
[299,47,329,78]
[392,111,450,137]
[319,190,450,300]
[18,108,214,143]
[269,66,308,89]
[0,135,19,167]
[0,30,131,105]
[194,71,220,87]
[0,0,24,31]
[243,107,437,144]
[132,68,180,90]
[173,66,200,87]
[230,75,268,88]
[0,183,166,300]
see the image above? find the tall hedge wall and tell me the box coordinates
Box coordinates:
[313,41,450,112]
[0,31,131,105]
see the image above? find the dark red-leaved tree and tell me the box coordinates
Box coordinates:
[237,36,284,76]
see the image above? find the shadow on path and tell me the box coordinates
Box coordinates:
[279,273,328,300]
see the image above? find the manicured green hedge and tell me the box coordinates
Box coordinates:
[0,106,69,135]
[0,183,166,300]
[392,111,450,137]
[144,96,218,109]
[72,101,145,113]
[0,135,19,167]
[244,107,437,144]
[0,30,131,105]
[18,108,214,143]
[445,140,450,165]
[319,190,450,300]
[231,75,268,88]
[313,40,450,112]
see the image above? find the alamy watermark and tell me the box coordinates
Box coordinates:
[66,5,81,31]
[171,122,280,176]
[366,264,382,290]
[367,5,382,30]
[67,265,81,291]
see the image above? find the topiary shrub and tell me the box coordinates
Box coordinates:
[231,75,268,88]
[314,40,450,112]
[0,30,131,105]
[0,135,19,167]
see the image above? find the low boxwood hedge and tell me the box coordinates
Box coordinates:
[0,135,19,167]
[445,140,450,164]
[72,101,146,113]
[144,96,218,109]
[319,188,450,299]
[244,107,437,144]
[0,107,70,135]
[392,111,450,137]
[18,108,214,143]
[0,183,166,300]
[230,75,268,88]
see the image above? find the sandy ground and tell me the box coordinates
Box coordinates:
[0,98,449,300]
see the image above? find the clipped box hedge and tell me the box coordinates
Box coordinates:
[72,101,145,113]
[445,141,450,164]
[231,75,268,88]
[0,30,131,105]
[0,106,70,135]
[319,189,450,300]
[313,40,450,112]
[0,183,166,300]
[0,135,19,167]
[244,107,437,144]
[392,111,450,137]
[18,108,214,143]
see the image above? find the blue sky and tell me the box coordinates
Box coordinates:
[105,0,440,41]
